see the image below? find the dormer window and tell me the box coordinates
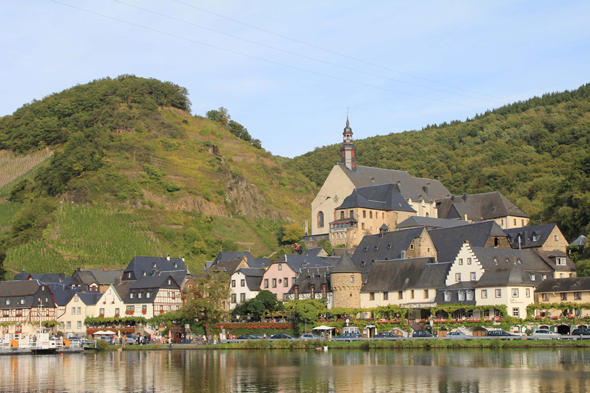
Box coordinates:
[444,291,451,302]
[361,261,366,267]
[174,262,178,268]
[6,299,10,305]
[128,272,132,278]
[556,258,566,266]
[168,279,172,285]
[20,298,25,304]
[532,233,538,242]
[138,293,142,299]
[387,244,392,250]
[466,291,473,301]
[130,293,134,299]
[530,274,536,281]
[147,292,151,298]
[364,247,369,252]
[458,291,465,301]
[153,262,157,268]
[143,272,147,276]
[374,246,379,251]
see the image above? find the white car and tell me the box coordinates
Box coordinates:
[531,329,561,340]
[299,333,320,340]
[445,331,468,340]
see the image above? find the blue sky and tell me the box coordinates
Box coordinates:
[1,1,589,157]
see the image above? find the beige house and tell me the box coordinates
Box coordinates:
[311,119,450,237]
[58,292,102,337]
[534,277,590,318]
[505,223,569,253]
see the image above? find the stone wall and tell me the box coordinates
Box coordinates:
[331,272,362,308]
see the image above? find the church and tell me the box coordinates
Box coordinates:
[310,118,451,246]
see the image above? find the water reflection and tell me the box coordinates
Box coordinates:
[1,348,590,392]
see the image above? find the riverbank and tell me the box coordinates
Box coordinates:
[111,338,590,351]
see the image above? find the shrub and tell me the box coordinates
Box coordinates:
[95,339,110,350]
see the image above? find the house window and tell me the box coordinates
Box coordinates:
[278,264,282,271]
[542,274,547,280]
[138,293,142,299]
[264,279,269,288]
[512,289,518,297]
[115,308,120,315]
[514,219,517,226]
[470,272,476,281]
[71,307,75,315]
[240,293,246,302]
[424,290,429,298]
[444,291,451,302]
[241,279,245,287]
[561,293,567,301]
[370,293,375,301]
[574,292,582,300]
[130,293,134,299]
[467,258,472,265]
[350,210,354,218]
[557,258,566,266]
[231,280,236,287]
[410,244,415,250]
[481,289,488,299]
[560,273,564,278]
[350,276,354,283]
[74,297,79,302]
[99,308,105,315]
[284,278,289,288]
[362,223,365,230]
[66,321,71,330]
[530,274,536,281]
[272,279,277,288]
[77,321,82,330]
[382,212,385,219]
[340,211,345,219]
[542,293,549,301]
[126,305,135,313]
[554,235,559,241]
[455,273,461,282]
[363,210,366,218]
[231,294,237,303]
[459,258,463,265]
[411,290,415,299]
[77,307,81,315]
[318,212,324,228]
[526,289,530,298]
[495,289,501,298]
[383,292,388,300]
[398,291,403,300]
[467,291,473,301]
[142,305,147,313]
[513,308,519,318]
[147,292,151,298]
[458,291,465,301]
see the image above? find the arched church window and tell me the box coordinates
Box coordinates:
[318,211,324,228]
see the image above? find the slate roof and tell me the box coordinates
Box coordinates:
[534,250,576,272]
[331,248,355,258]
[73,270,98,285]
[13,271,71,285]
[114,281,134,300]
[434,287,477,306]
[212,251,270,269]
[210,258,247,276]
[235,268,265,292]
[124,275,180,304]
[535,277,590,293]
[77,292,103,306]
[274,254,331,273]
[340,164,451,202]
[352,227,426,272]
[397,216,468,229]
[123,256,187,281]
[304,247,328,257]
[436,191,529,221]
[336,183,415,212]
[289,267,330,295]
[361,258,445,292]
[504,224,559,249]
[319,256,341,267]
[428,221,507,262]
[0,281,55,309]
[474,266,538,288]
[45,284,79,306]
[331,252,361,274]
[87,269,124,285]
[470,247,553,272]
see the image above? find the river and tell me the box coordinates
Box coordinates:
[1,348,589,392]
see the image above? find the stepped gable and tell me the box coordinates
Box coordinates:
[437,191,528,221]
[535,277,590,293]
[336,183,415,212]
[397,216,468,229]
[123,256,186,281]
[331,251,361,274]
[235,268,265,291]
[534,250,576,273]
[470,247,552,272]
[352,227,425,272]
[504,223,556,249]
[428,221,507,262]
[340,164,450,202]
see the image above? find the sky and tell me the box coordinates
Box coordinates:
[1,1,589,158]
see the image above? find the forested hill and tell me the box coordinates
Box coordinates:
[289,83,590,240]
[0,75,316,276]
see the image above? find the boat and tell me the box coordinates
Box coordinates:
[0,333,85,356]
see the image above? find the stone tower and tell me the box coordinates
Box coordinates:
[330,252,362,308]
[340,117,356,171]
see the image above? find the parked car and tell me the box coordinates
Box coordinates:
[531,329,561,340]
[236,335,259,340]
[332,333,361,341]
[125,335,138,345]
[445,331,468,340]
[571,328,590,338]
[487,330,518,339]
[269,334,294,340]
[299,333,320,340]
[412,330,434,338]
[375,332,400,339]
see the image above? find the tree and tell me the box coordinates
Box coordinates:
[231,290,284,321]
[181,270,231,336]
[280,223,304,244]
[206,107,230,127]
[285,299,326,332]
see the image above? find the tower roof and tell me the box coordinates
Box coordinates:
[343,117,352,134]
[331,251,361,273]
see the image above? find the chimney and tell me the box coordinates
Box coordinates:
[463,193,468,201]
[423,182,430,195]
[401,250,407,259]
[166,254,171,261]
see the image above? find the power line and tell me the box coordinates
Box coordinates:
[50,0,488,110]
[113,0,504,105]
[172,0,504,101]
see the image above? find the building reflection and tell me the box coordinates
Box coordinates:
[0,348,589,392]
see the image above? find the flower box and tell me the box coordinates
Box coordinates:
[98,314,104,318]
[125,311,134,315]
[142,310,147,315]
[114,314,120,318]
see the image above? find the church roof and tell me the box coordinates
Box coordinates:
[436,191,528,221]
[338,164,450,202]
[336,183,415,212]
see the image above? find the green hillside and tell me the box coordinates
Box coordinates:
[290,84,590,241]
[0,75,316,277]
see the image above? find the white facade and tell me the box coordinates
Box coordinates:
[229,271,260,310]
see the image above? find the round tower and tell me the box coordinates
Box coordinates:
[330,252,362,308]
[340,117,356,171]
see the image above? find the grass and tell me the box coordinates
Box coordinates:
[0,148,53,196]
[0,202,24,228]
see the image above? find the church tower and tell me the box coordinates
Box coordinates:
[340,117,356,171]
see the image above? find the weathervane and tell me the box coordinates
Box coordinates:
[346,107,349,117]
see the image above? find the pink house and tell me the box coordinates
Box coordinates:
[261,255,331,300]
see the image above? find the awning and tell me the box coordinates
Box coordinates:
[93,330,115,335]
[312,325,336,331]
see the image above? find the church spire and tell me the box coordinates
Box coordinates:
[340,116,356,170]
